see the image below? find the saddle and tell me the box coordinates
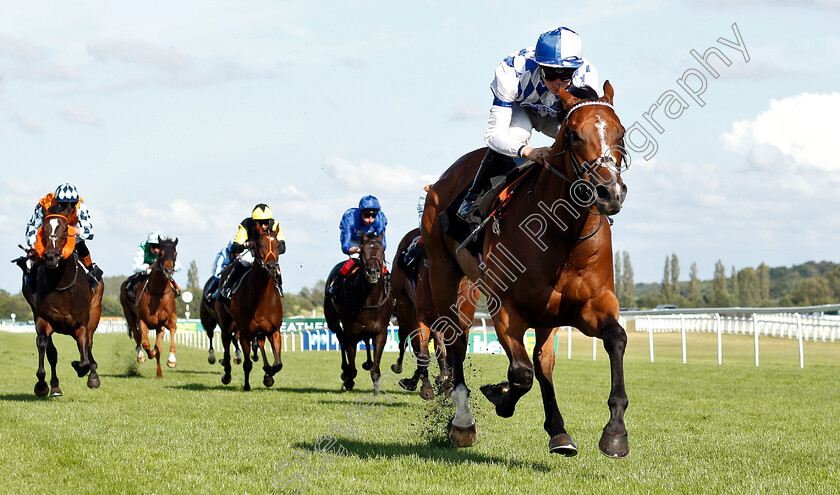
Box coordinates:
[397,235,426,285]
[439,158,537,255]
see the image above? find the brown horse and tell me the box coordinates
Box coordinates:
[199,275,244,366]
[391,228,477,400]
[15,213,104,396]
[119,237,180,378]
[423,81,630,457]
[216,232,285,390]
[324,232,394,394]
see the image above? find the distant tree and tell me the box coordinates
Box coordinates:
[711,260,730,307]
[622,252,635,305]
[614,252,623,303]
[784,277,833,306]
[758,262,771,304]
[0,291,33,320]
[101,296,123,317]
[737,267,760,307]
[662,256,672,300]
[730,266,739,302]
[689,262,701,305]
[671,254,680,298]
[187,260,200,289]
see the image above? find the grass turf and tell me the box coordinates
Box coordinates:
[0,329,838,494]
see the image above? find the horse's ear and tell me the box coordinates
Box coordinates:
[602,80,614,105]
[557,86,579,112]
[158,235,163,244]
[174,237,178,246]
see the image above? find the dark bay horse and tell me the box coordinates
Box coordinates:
[391,228,477,400]
[15,213,104,396]
[324,233,394,394]
[119,237,179,378]
[423,82,630,457]
[199,275,243,366]
[216,232,284,390]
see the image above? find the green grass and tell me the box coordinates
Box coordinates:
[0,330,838,494]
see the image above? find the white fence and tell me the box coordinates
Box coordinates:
[624,304,840,368]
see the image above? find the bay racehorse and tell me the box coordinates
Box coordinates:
[119,237,180,378]
[391,228,475,399]
[216,232,284,390]
[14,213,104,396]
[199,275,244,366]
[324,232,394,394]
[423,82,630,457]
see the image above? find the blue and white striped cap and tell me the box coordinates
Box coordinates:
[535,27,584,68]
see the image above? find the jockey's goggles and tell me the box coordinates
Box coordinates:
[361,209,378,219]
[540,66,576,82]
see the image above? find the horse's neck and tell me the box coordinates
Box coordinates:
[147,263,169,292]
[40,255,78,289]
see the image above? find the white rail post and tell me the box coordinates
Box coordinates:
[752,313,759,367]
[592,337,597,360]
[680,315,686,364]
[715,313,722,365]
[482,318,488,348]
[796,313,804,368]
[648,317,654,363]
[567,326,572,360]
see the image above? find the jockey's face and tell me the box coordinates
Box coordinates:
[150,244,161,255]
[540,66,574,96]
[255,220,271,234]
[361,209,377,227]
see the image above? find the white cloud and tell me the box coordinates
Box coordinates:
[721,92,840,171]
[87,38,193,71]
[321,157,438,195]
[7,109,43,133]
[56,105,102,126]
[0,33,45,60]
[448,103,487,122]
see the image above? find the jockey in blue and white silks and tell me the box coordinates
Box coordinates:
[457,26,601,222]
[339,195,387,256]
[213,241,234,280]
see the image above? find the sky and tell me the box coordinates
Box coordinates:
[1,0,839,295]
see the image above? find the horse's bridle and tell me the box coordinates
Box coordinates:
[254,232,281,277]
[358,239,391,309]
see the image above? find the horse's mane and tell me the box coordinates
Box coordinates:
[555,85,601,121]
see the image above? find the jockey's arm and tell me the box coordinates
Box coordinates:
[24,203,44,248]
[74,200,94,241]
[132,244,150,273]
[339,210,356,255]
[272,221,287,255]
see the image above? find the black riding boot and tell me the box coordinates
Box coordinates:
[274,271,284,298]
[220,263,244,300]
[457,149,504,221]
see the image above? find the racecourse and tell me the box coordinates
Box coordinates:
[0,329,837,494]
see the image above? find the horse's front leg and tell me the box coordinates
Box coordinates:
[220,329,233,385]
[153,328,165,378]
[479,307,533,418]
[46,335,64,396]
[167,314,178,368]
[370,328,388,396]
[342,343,358,391]
[533,327,575,456]
[599,317,629,458]
[241,335,253,391]
[34,321,50,397]
[71,324,92,378]
[264,330,284,380]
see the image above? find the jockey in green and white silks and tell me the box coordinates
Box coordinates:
[133,231,183,275]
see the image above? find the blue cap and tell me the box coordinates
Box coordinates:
[535,27,584,68]
[358,195,381,210]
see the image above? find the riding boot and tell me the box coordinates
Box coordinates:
[125,275,138,303]
[207,277,221,302]
[81,254,102,290]
[220,263,244,301]
[170,279,182,298]
[457,148,504,222]
[403,236,425,267]
[274,273,284,298]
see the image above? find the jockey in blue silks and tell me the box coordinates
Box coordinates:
[327,195,388,297]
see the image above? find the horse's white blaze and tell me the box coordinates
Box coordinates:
[450,384,475,427]
[48,218,60,248]
[595,115,609,158]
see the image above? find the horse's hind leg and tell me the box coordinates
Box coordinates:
[599,318,630,458]
[533,327,576,456]
[478,307,533,419]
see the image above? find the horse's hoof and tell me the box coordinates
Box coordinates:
[71,360,89,377]
[49,387,63,397]
[34,382,49,398]
[391,363,402,374]
[137,355,146,364]
[549,433,578,457]
[234,356,242,365]
[479,381,510,410]
[599,432,629,459]
[448,419,477,447]
[362,361,372,371]
[207,352,216,365]
[87,374,101,389]
[343,380,355,391]
[221,374,231,385]
[264,375,274,388]
[399,378,417,391]
[420,382,434,401]
[167,356,177,368]
[243,383,251,391]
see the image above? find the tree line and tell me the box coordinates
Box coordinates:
[614,252,840,309]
